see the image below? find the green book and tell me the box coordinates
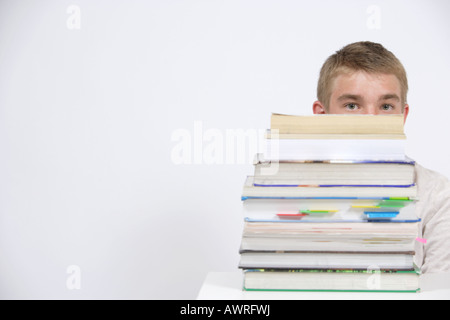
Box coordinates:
[243,268,420,293]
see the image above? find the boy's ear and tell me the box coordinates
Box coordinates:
[403,104,409,124]
[313,100,327,114]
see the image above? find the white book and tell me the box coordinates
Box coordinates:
[242,197,419,223]
[240,236,417,253]
[241,176,418,200]
[264,138,406,161]
[239,251,415,270]
[240,221,419,253]
[253,154,416,187]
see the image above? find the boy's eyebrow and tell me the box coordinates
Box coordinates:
[337,93,401,102]
[337,94,363,101]
[379,94,400,101]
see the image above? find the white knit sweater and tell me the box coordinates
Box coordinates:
[414,163,450,273]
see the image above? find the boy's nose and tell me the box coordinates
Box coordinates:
[361,105,379,115]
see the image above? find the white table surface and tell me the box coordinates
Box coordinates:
[197,271,450,300]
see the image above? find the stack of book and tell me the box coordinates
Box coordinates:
[239,113,421,292]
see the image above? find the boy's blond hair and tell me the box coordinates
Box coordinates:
[317,41,408,110]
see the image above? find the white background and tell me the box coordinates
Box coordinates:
[0,0,449,299]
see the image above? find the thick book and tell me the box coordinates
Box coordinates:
[253,154,415,187]
[241,176,418,200]
[243,268,420,292]
[270,113,405,135]
[240,221,419,253]
[239,251,415,270]
[263,136,406,161]
[242,197,419,222]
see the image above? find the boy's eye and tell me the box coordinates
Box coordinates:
[345,103,359,111]
[381,104,394,111]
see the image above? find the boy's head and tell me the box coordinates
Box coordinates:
[313,41,409,120]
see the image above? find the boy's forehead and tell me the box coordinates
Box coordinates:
[330,70,402,96]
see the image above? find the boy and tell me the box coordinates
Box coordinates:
[312,41,450,273]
